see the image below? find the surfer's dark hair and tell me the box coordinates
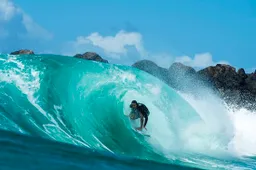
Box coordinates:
[130,100,138,108]
[131,100,138,104]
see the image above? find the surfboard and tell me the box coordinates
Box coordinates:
[132,128,151,137]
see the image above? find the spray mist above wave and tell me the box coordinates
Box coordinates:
[162,61,256,158]
[173,68,256,158]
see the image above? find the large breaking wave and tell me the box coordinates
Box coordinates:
[0,54,255,169]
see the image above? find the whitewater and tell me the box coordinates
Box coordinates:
[0,54,255,170]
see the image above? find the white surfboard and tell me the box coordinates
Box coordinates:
[132,128,151,137]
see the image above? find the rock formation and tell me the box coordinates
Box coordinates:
[133,60,256,111]
[74,52,108,63]
[10,49,34,55]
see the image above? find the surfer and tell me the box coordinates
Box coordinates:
[129,100,150,131]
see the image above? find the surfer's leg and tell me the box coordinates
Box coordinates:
[136,113,144,131]
[143,113,148,128]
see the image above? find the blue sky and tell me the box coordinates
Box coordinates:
[0,0,256,71]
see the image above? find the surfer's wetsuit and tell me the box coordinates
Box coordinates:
[137,103,150,127]
[130,102,150,127]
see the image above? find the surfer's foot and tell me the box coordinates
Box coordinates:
[136,127,142,131]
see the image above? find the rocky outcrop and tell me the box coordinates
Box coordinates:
[238,68,248,79]
[133,61,256,111]
[74,52,108,63]
[168,62,202,91]
[197,64,256,109]
[169,62,197,75]
[9,49,108,64]
[132,60,170,84]
[133,61,209,96]
[10,49,34,55]
[198,64,244,90]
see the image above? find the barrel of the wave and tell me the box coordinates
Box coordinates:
[43,56,169,162]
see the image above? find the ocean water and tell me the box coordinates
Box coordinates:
[0,54,255,170]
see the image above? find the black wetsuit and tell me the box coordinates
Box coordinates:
[137,103,150,127]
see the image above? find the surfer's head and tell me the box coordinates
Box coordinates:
[130,100,138,109]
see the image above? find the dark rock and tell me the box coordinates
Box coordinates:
[198,64,243,89]
[132,60,170,84]
[74,52,108,63]
[10,49,34,55]
[133,60,208,95]
[168,62,205,92]
[245,73,256,94]
[238,68,248,79]
[169,62,196,75]
[133,60,256,111]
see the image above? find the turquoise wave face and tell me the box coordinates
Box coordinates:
[0,54,253,170]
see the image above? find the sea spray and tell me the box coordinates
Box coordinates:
[228,108,256,157]
[178,91,235,156]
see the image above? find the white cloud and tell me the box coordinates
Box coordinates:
[0,0,52,52]
[0,0,17,21]
[175,52,229,68]
[20,13,52,40]
[70,30,146,59]
[66,30,229,69]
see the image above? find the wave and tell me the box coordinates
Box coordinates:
[0,54,255,170]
